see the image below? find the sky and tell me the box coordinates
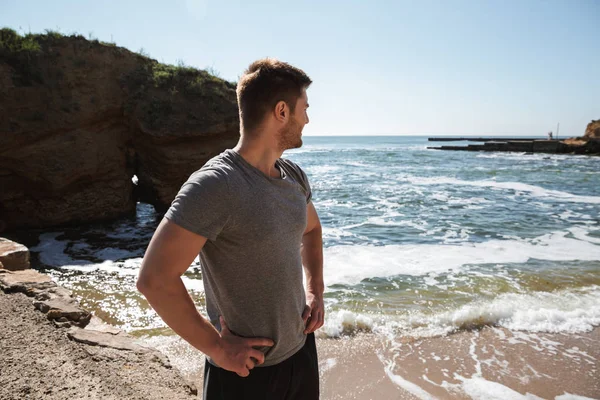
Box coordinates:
[1,0,599,136]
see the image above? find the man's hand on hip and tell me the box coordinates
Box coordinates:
[211,316,274,378]
[302,291,325,334]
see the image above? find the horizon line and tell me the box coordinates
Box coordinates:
[302,133,550,137]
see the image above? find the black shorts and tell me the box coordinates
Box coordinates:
[203,333,319,400]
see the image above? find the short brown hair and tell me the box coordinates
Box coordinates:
[236,58,312,133]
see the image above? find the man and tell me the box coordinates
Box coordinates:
[137,58,324,400]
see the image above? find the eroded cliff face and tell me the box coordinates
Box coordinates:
[0,29,239,231]
[584,119,600,140]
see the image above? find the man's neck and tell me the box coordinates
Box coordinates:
[233,133,283,178]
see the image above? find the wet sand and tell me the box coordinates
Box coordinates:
[156,328,599,399]
[319,328,599,400]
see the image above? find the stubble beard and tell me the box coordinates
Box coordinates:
[277,116,303,151]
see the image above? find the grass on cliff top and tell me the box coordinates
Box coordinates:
[0,27,117,51]
[0,27,43,54]
[151,60,236,96]
[1,27,233,89]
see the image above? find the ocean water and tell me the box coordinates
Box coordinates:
[26,136,600,343]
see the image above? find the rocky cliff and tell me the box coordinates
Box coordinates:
[0,29,240,231]
[584,119,600,140]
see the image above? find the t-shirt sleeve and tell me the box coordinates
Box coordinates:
[164,169,230,241]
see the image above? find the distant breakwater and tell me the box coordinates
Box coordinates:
[428,137,600,155]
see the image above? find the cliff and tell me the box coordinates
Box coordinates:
[584,119,600,140]
[0,28,240,231]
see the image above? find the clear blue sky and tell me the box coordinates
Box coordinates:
[1,0,598,136]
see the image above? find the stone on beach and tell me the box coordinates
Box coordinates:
[0,237,30,270]
[0,268,91,327]
[67,327,150,353]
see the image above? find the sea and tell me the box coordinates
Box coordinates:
[24,135,600,385]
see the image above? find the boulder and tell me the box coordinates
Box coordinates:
[0,268,54,294]
[66,327,149,353]
[34,298,92,327]
[0,268,91,327]
[584,119,600,140]
[0,29,239,230]
[0,238,30,270]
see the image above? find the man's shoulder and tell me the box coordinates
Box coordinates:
[278,157,306,176]
[278,157,311,202]
[186,150,237,186]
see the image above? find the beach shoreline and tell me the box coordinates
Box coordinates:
[145,325,600,399]
[1,266,598,399]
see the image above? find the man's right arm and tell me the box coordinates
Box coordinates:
[136,218,273,377]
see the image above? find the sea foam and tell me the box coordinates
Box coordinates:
[323,229,600,286]
[321,286,600,338]
[403,176,600,204]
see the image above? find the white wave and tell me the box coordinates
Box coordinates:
[475,152,596,162]
[433,287,600,334]
[285,147,332,154]
[305,165,340,174]
[403,176,600,204]
[343,161,372,167]
[320,309,375,338]
[569,226,600,244]
[60,258,142,276]
[30,232,89,266]
[182,276,204,292]
[459,376,545,400]
[314,198,359,208]
[31,232,141,266]
[555,210,595,223]
[324,229,600,286]
[94,247,139,261]
[383,365,437,400]
[320,286,600,339]
[555,394,599,400]
[321,227,365,240]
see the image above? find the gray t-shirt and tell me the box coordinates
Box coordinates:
[164,149,312,367]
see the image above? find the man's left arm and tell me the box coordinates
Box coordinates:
[301,201,324,334]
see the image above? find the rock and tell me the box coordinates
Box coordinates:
[0,268,91,327]
[0,238,30,270]
[34,298,92,327]
[0,269,54,295]
[67,327,149,353]
[86,315,122,335]
[34,284,73,301]
[584,119,600,140]
[0,29,239,231]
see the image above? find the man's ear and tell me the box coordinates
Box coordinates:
[274,101,288,123]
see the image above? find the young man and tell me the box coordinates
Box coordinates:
[137,58,324,400]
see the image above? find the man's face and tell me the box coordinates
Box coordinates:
[278,89,309,151]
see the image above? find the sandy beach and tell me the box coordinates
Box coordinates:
[147,327,600,399]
